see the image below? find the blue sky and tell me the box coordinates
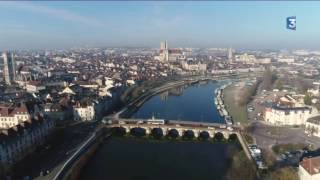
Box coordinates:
[0,1,320,50]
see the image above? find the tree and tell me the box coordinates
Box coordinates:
[274,79,283,90]
[262,68,273,90]
[262,149,276,168]
[224,151,257,180]
[306,125,311,134]
[304,93,312,105]
[265,167,299,180]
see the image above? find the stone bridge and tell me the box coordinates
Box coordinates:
[106,118,241,140]
[105,118,252,161]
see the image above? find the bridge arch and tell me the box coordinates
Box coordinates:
[130,127,146,137]
[167,129,179,139]
[111,127,127,136]
[214,132,225,141]
[228,133,238,142]
[151,128,164,138]
[183,130,195,139]
[199,131,210,140]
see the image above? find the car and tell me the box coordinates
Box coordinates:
[280,154,287,160]
[249,144,258,149]
[248,107,254,111]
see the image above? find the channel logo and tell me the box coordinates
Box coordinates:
[287,16,296,30]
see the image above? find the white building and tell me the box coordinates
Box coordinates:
[126,79,135,86]
[235,53,256,64]
[257,58,271,64]
[73,102,95,121]
[305,116,320,137]
[278,57,295,64]
[299,156,320,180]
[0,103,32,129]
[181,60,207,72]
[264,105,314,126]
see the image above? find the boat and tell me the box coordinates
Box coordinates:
[225,116,233,125]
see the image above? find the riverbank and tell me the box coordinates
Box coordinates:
[223,82,250,125]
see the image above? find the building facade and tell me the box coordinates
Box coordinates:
[73,102,95,121]
[264,105,313,126]
[0,116,55,169]
[234,53,256,64]
[181,60,207,72]
[0,103,32,129]
[305,116,320,137]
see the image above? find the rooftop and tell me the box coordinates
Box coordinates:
[307,116,320,125]
[300,156,320,175]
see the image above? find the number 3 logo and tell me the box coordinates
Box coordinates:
[289,19,296,28]
[287,16,296,30]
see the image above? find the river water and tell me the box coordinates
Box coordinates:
[80,81,239,180]
[132,81,225,123]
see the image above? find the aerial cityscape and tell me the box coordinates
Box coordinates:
[1,1,320,180]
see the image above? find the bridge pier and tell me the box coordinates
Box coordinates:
[193,130,199,138]
[145,128,151,135]
[162,128,168,136]
[176,128,183,137]
[123,126,130,134]
[222,132,230,140]
[208,130,215,138]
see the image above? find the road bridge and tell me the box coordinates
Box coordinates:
[105,118,252,161]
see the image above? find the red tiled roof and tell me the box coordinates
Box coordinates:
[0,103,29,117]
[28,81,42,86]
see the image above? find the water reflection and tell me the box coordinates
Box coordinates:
[132,81,224,123]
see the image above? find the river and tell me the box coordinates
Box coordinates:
[80,81,239,180]
[132,81,225,123]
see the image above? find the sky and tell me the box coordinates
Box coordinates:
[0,1,320,50]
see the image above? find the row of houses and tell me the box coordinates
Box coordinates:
[0,114,55,173]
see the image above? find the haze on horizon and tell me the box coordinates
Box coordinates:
[0,1,320,50]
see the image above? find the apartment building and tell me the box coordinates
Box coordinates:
[0,115,55,170]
